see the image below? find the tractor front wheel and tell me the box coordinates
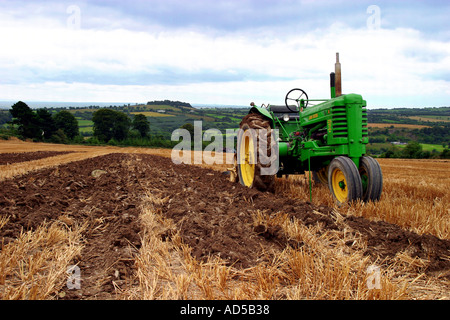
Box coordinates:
[328,156,362,205]
[359,156,383,202]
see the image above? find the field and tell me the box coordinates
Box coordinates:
[395,143,445,153]
[0,138,449,300]
[57,103,250,138]
[130,111,175,117]
[368,123,430,129]
[404,116,450,123]
[369,142,446,154]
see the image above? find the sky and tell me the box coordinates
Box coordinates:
[0,0,449,108]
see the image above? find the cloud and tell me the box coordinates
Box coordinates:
[0,0,449,107]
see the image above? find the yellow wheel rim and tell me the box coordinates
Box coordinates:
[331,168,348,202]
[239,132,255,187]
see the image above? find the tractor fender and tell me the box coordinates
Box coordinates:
[248,106,273,124]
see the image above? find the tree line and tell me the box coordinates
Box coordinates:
[5,101,450,159]
[146,100,192,108]
[379,140,450,159]
[9,101,79,143]
[6,101,152,145]
[368,125,449,146]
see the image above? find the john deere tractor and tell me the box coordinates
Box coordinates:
[233,53,382,205]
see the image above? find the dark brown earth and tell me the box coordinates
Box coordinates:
[0,151,73,165]
[0,153,449,299]
[0,154,143,299]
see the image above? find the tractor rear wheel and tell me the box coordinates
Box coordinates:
[328,156,362,205]
[359,156,383,202]
[237,112,276,192]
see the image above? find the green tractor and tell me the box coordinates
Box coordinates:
[233,53,382,205]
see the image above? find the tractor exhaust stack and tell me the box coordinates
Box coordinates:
[330,72,336,98]
[335,52,342,97]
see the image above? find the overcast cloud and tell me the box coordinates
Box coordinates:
[0,0,449,107]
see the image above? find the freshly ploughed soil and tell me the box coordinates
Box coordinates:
[0,154,143,299]
[0,151,73,165]
[0,153,449,299]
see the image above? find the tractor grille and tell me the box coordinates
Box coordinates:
[362,106,368,138]
[331,106,348,137]
[331,105,368,139]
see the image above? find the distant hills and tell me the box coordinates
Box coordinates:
[146,100,192,109]
[30,100,250,138]
[1,100,448,157]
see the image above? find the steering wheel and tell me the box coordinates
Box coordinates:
[285,88,309,112]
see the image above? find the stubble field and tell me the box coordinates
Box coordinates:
[0,138,448,300]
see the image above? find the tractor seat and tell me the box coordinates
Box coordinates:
[269,104,299,114]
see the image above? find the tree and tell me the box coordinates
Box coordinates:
[401,141,422,159]
[112,111,130,141]
[53,110,79,140]
[49,129,69,144]
[132,114,150,137]
[440,148,450,159]
[0,110,12,126]
[36,108,57,139]
[381,144,400,158]
[92,109,130,142]
[9,101,41,139]
[180,123,195,137]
